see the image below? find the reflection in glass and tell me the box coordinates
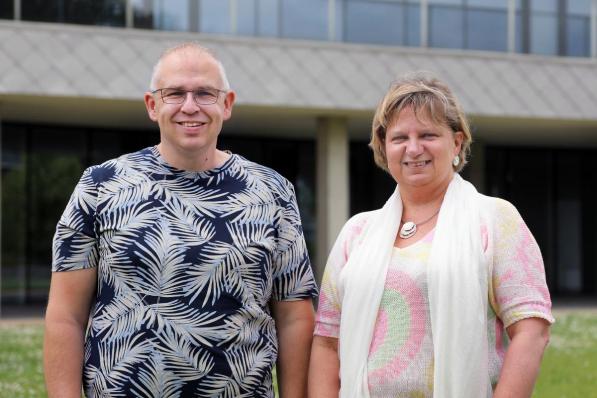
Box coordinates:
[200,0,231,34]
[530,0,557,13]
[237,0,257,35]
[566,16,590,57]
[281,0,328,40]
[22,0,126,26]
[344,1,405,45]
[531,14,557,55]
[133,0,189,31]
[467,9,507,51]
[258,0,279,36]
[429,6,464,49]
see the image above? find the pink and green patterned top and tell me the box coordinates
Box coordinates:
[315,197,554,397]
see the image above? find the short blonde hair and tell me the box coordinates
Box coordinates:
[149,42,230,91]
[369,73,472,173]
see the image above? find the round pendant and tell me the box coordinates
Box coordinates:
[399,221,417,239]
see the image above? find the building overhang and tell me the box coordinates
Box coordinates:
[1,20,597,145]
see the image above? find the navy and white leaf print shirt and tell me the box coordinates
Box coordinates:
[52,146,318,397]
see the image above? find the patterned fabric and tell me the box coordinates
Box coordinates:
[315,197,553,397]
[52,146,318,397]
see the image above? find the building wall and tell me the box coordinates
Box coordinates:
[2,2,597,310]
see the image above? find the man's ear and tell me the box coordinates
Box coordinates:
[144,92,158,122]
[222,90,236,121]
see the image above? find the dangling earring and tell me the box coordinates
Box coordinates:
[452,155,460,167]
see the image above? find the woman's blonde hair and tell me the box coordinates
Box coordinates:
[369,73,472,173]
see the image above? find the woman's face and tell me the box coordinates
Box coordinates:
[385,106,463,192]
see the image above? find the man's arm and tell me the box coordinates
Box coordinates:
[308,335,340,397]
[44,268,97,398]
[494,317,551,398]
[270,298,315,398]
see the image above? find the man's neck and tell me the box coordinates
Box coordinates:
[157,143,230,172]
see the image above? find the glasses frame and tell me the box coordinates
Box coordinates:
[151,87,227,106]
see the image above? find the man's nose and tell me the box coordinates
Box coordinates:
[181,92,200,112]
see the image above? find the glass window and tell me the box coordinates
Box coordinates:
[237,0,257,35]
[566,0,591,57]
[258,0,279,36]
[468,0,505,7]
[0,0,13,19]
[568,0,591,15]
[530,0,557,13]
[566,16,590,56]
[530,14,558,55]
[200,0,231,34]
[467,8,507,51]
[281,0,328,40]
[429,0,463,4]
[22,0,126,26]
[1,126,27,304]
[133,0,189,31]
[344,1,405,45]
[429,5,465,49]
[406,4,421,46]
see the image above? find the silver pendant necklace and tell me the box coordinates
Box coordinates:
[399,208,441,239]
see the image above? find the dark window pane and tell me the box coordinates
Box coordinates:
[22,0,126,26]
[566,16,590,57]
[467,9,507,51]
[237,0,257,35]
[133,0,189,31]
[530,14,557,55]
[429,6,465,49]
[281,0,328,40]
[1,125,27,304]
[200,0,231,34]
[258,0,279,36]
[344,1,405,45]
[0,0,13,19]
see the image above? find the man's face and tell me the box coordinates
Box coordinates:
[144,50,235,159]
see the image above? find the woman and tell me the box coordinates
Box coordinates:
[309,74,554,398]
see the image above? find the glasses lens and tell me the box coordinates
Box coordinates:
[193,88,220,105]
[160,88,186,104]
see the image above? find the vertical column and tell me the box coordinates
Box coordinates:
[125,0,133,28]
[420,0,428,48]
[13,0,20,20]
[315,117,349,284]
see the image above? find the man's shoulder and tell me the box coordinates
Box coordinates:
[232,155,293,192]
[85,147,154,184]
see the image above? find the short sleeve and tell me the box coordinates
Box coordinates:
[489,198,555,328]
[271,181,318,301]
[314,212,369,338]
[52,167,100,272]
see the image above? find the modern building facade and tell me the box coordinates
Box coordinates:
[1,0,597,313]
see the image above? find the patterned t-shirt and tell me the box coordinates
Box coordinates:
[52,146,318,398]
[315,197,554,397]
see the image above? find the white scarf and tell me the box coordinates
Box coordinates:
[337,174,492,398]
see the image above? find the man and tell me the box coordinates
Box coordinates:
[44,42,318,397]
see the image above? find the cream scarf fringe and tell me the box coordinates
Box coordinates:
[337,174,492,398]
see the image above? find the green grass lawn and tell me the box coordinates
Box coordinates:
[0,310,595,397]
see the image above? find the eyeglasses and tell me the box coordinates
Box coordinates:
[152,87,226,106]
